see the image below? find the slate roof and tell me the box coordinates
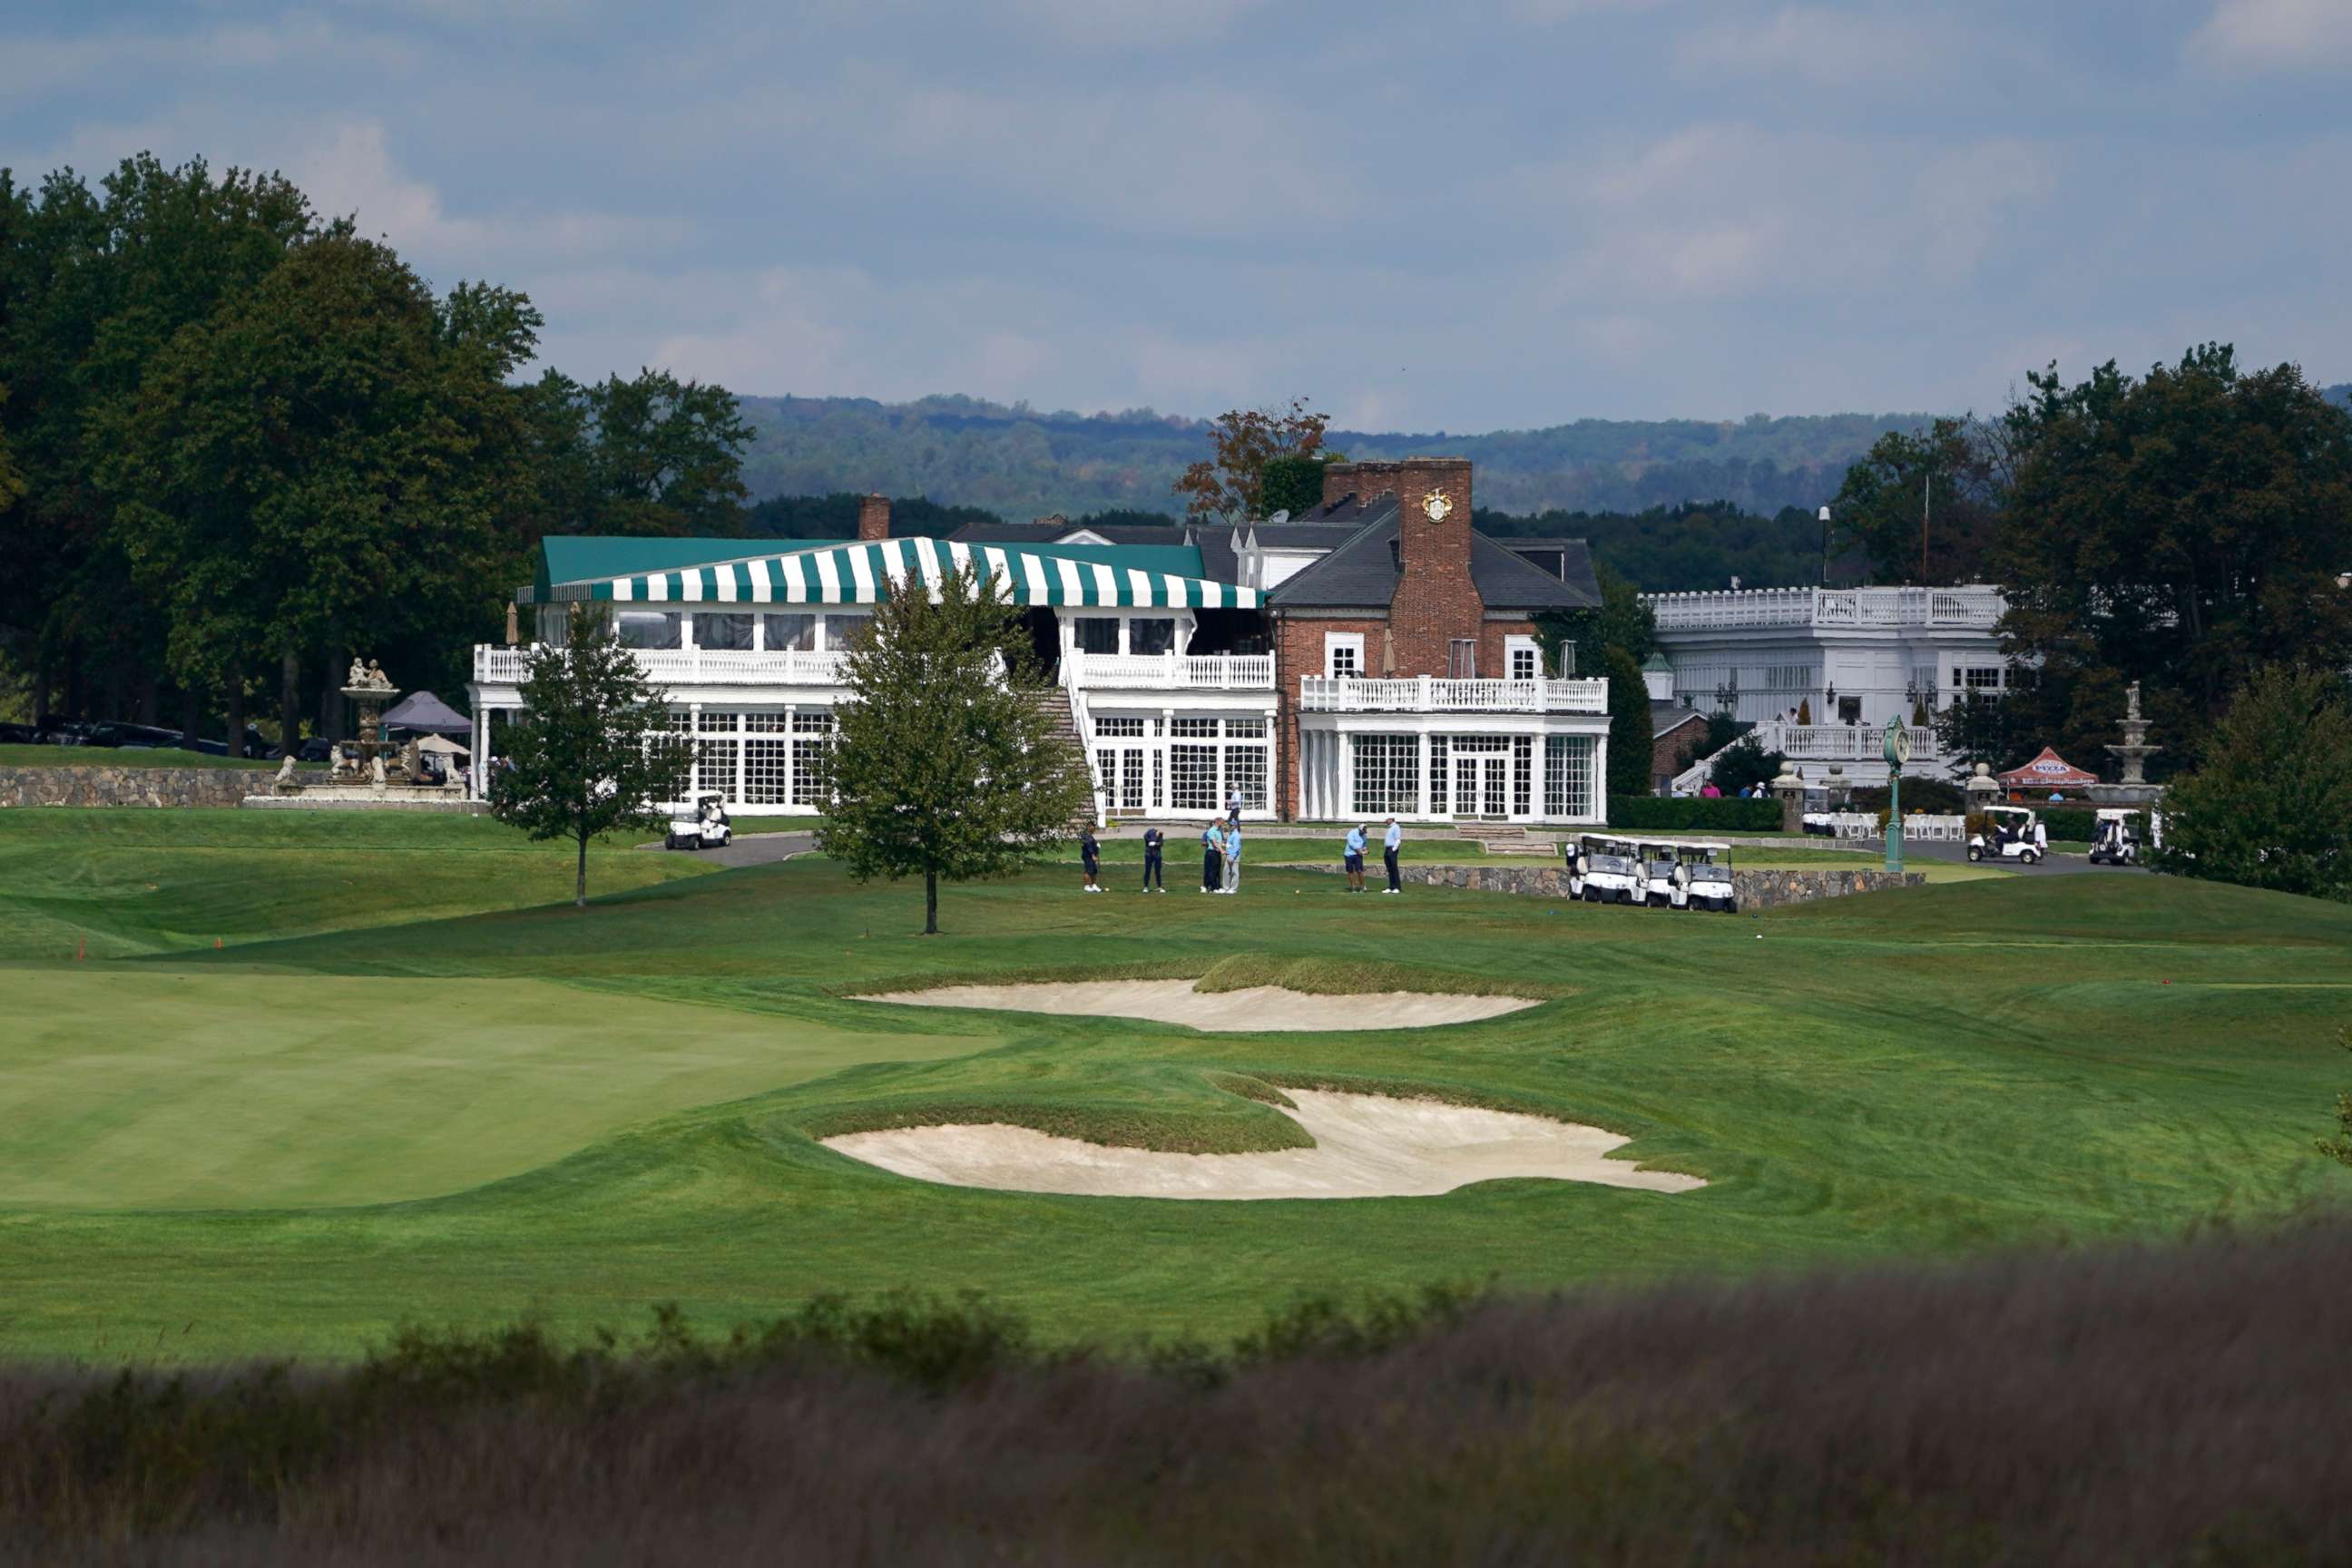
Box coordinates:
[1266,512,1602,612]
[1652,701,1707,740]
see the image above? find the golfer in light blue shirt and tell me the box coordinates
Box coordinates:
[1343,824,1367,892]
[1382,818,1403,894]
[1221,822,1242,894]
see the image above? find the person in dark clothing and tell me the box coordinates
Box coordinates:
[1142,826,1165,892]
[1200,821,1223,893]
[1080,828,1102,892]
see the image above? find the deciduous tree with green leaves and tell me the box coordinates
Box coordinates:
[1827,416,2005,585]
[489,605,691,907]
[2151,664,2352,902]
[1990,346,2352,769]
[819,564,1093,935]
[1535,562,1654,680]
[519,367,753,540]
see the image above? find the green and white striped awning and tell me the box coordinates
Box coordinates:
[548,538,1259,611]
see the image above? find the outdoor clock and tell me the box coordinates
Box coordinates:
[1883,716,1912,767]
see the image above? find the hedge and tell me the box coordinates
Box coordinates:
[1606,797,1785,832]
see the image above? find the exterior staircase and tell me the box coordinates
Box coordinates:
[1447,824,1556,857]
[1033,686,1104,830]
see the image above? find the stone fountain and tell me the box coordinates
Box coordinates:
[252,659,472,811]
[2091,681,2164,807]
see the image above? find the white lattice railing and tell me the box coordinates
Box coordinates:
[1298,676,1609,714]
[1645,586,2004,632]
[1063,651,1275,691]
[474,645,850,686]
[1755,719,1940,762]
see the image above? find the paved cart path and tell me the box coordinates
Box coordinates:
[638,830,816,868]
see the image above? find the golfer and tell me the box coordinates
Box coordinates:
[1080,827,1102,893]
[1343,823,1367,892]
[1142,825,1165,892]
[1221,820,1243,894]
[1200,820,1223,893]
[1383,817,1403,894]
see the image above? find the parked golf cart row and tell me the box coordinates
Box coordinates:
[1563,835,1740,911]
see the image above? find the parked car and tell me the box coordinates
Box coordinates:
[87,721,186,749]
[298,737,338,762]
[0,721,38,744]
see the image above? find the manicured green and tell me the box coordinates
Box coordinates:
[0,809,2346,1363]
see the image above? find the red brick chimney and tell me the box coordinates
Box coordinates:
[1319,460,1404,510]
[1388,458,1481,676]
[858,494,891,542]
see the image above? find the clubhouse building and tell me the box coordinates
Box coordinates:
[467,459,1617,826]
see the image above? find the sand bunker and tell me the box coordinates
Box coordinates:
[822,1090,1706,1200]
[855,979,1538,1033]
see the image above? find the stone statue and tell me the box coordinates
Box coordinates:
[364,660,391,691]
[275,753,298,788]
[348,657,367,688]
[2126,681,2142,721]
[369,752,387,787]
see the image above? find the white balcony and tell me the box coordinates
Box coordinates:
[1063,651,1274,691]
[1298,675,1609,715]
[1646,585,2004,632]
[473,644,849,687]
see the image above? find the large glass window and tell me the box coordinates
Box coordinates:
[1544,736,1595,818]
[1349,734,1419,816]
[761,613,816,652]
[1073,617,1119,655]
[693,613,753,651]
[617,611,681,650]
[1448,639,1477,678]
[1130,618,1175,655]
[821,612,871,651]
[790,710,837,805]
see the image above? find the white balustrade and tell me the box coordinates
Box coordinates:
[1298,675,1609,714]
[1752,718,1938,762]
[474,644,849,686]
[1063,652,1275,691]
[1645,585,2006,632]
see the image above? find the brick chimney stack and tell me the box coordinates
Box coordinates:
[858,494,891,542]
[1388,458,1481,676]
[1319,460,1406,510]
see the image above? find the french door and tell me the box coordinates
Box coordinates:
[1452,753,1508,818]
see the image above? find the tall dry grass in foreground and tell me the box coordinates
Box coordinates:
[5,1223,2350,1565]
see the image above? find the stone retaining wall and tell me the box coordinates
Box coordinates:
[0,765,321,809]
[1387,862,1923,908]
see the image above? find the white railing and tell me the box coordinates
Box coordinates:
[1063,651,1275,691]
[1645,585,2005,632]
[1298,675,1610,714]
[1755,718,1939,762]
[1816,811,1966,842]
[474,644,849,687]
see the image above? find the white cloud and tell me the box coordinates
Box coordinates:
[1674,5,1934,86]
[2185,0,2352,74]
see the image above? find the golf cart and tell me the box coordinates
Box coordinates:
[1638,840,1682,907]
[2088,808,2158,867]
[1967,805,2047,865]
[1672,841,1738,912]
[1565,834,1644,904]
[665,792,733,851]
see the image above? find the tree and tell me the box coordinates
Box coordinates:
[1705,737,1785,797]
[1257,452,1334,518]
[2319,1028,2352,1170]
[0,386,23,512]
[2151,665,2352,902]
[818,564,1093,935]
[1933,689,2037,777]
[1171,397,1330,524]
[1604,645,1653,799]
[521,368,753,541]
[1535,563,1655,679]
[1990,346,2352,769]
[489,605,691,907]
[104,233,527,755]
[1827,416,2004,584]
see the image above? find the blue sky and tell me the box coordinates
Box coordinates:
[5,0,2348,429]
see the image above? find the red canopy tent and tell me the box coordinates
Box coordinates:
[1997,747,2101,795]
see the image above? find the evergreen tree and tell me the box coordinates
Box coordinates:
[819,564,1093,935]
[2152,665,2352,902]
[490,606,691,907]
[1605,645,1654,800]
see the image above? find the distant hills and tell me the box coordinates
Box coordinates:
[735,384,2352,525]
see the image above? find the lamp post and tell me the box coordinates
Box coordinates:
[1818,505,1832,585]
[1882,715,1910,873]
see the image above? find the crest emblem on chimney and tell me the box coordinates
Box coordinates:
[1422,491,1453,522]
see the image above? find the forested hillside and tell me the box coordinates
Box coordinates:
[734,395,1937,522]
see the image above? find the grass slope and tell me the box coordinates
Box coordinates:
[0,813,2346,1359]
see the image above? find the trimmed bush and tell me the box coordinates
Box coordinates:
[1607,796,1785,832]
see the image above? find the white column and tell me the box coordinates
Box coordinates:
[1593,732,1610,824]
[474,708,490,798]
[1416,731,1432,818]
